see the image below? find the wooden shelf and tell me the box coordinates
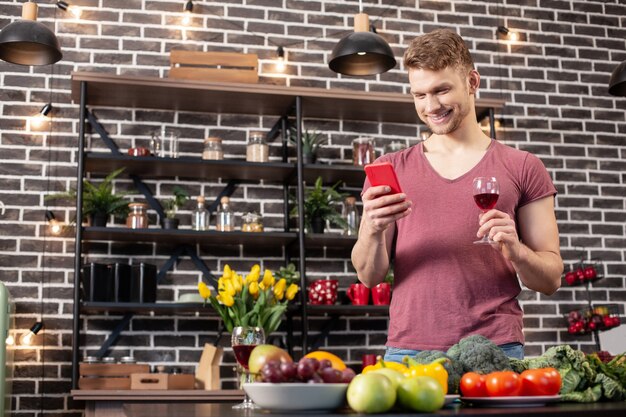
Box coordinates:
[304,234,357,249]
[71,72,504,124]
[302,164,365,188]
[84,154,366,187]
[82,227,297,247]
[307,304,389,316]
[85,153,296,182]
[80,302,214,315]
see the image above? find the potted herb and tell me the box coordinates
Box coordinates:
[274,263,300,286]
[290,176,348,233]
[46,168,131,227]
[161,186,189,230]
[289,127,326,164]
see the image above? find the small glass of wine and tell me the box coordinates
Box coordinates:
[231,326,265,409]
[472,176,499,245]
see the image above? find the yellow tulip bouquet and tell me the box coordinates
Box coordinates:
[198,264,300,336]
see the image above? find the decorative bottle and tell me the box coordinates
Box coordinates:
[192,196,209,231]
[216,196,234,232]
[342,196,359,236]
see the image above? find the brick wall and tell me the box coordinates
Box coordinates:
[0,0,624,414]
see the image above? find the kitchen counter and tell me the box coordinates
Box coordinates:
[123,401,626,417]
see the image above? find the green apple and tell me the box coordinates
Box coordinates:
[370,368,405,391]
[397,376,445,412]
[247,344,292,374]
[347,373,396,414]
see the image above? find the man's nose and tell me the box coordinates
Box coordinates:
[424,95,441,113]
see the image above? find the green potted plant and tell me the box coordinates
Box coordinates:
[161,186,189,230]
[289,127,326,164]
[46,168,131,227]
[290,176,348,233]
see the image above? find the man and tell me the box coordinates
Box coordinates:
[351,29,562,361]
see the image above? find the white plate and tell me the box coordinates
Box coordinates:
[461,395,561,407]
[243,382,348,412]
[444,394,460,406]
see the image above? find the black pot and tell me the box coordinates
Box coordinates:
[311,216,325,234]
[90,213,108,227]
[162,218,179,229]
[303,153,316,164]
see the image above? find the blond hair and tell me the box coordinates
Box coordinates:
[403,29,474,73]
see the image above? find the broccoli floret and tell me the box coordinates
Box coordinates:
[413,350,464,394]
[446,334,511,374]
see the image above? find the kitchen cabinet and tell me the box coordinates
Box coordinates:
[69,72,504,389]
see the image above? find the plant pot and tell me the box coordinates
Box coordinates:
[311,216,325,234]
[303,153,316,164]
[162,218,179,229]
[90,213,108,227]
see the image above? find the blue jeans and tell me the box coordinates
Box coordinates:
[384,342,524,364]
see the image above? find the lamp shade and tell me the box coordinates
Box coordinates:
[0,2,62,66]
[608,60,626,97]
[329,13,396,76]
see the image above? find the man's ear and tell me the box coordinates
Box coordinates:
[468,69,480,94]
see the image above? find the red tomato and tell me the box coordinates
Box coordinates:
[485,371,522,397]
[520,368,561,396]
[460,372,488,397]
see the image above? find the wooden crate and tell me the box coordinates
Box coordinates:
[129,373,195,390]
[169,50,259,83]
[78,363,150,390]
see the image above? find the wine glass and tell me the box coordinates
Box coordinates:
[472,176,499,244]
[231,326,265,409]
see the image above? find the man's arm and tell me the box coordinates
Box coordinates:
[479,196,563,295]
[351,186,411,288]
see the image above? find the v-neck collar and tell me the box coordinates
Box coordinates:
[419,139,495,184]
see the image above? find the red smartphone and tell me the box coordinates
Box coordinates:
[364,162,403,195]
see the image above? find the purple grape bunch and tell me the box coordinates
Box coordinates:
[260,357,356,384]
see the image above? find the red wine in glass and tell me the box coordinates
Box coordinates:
[232,344,257,370]
[473,176,499,244]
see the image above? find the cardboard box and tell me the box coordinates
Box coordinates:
[195,344,223,390]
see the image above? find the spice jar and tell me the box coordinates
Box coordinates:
[202,137,223,160]
[246,132,269,163]
[241,212,263,232]
[126,203,149,229]
[352,137,375,166]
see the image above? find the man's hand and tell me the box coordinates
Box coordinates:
[477,209,522,262]
[361,185,412,235]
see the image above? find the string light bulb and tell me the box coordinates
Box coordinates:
[275,46,286,72]
[497,26,519,41]
[6,334,15,346]
[45,210,63,235]
[28,103,52,131]
[19,322,43,346]
[182,0,193,26]
[56,1,82,19]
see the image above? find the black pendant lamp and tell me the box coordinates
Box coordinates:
[0,1,62,66]
[608,60,626,97]
[329,12,396,76]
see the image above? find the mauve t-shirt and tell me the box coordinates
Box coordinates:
[362,139,557,350]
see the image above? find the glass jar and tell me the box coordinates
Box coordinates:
[192,196,210,231]
[241,212,263,232]
[202,137,223,160]
[342,196,359,236]
[216,196,235,231]
[126,203,149,229]
[352,137,375,166]
[246,132,269,163]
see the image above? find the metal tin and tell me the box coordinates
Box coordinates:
[101,356,116,364]
[120,356,136,364]
[83,356,100,364]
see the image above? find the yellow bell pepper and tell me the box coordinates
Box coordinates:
[362,356,408,374]
[402,356,449,393]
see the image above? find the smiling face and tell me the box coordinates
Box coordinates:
[408,66,479,136]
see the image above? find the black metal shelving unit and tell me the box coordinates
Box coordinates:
[69,72,504,388]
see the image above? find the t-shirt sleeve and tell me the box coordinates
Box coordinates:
[519,153,557,207]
